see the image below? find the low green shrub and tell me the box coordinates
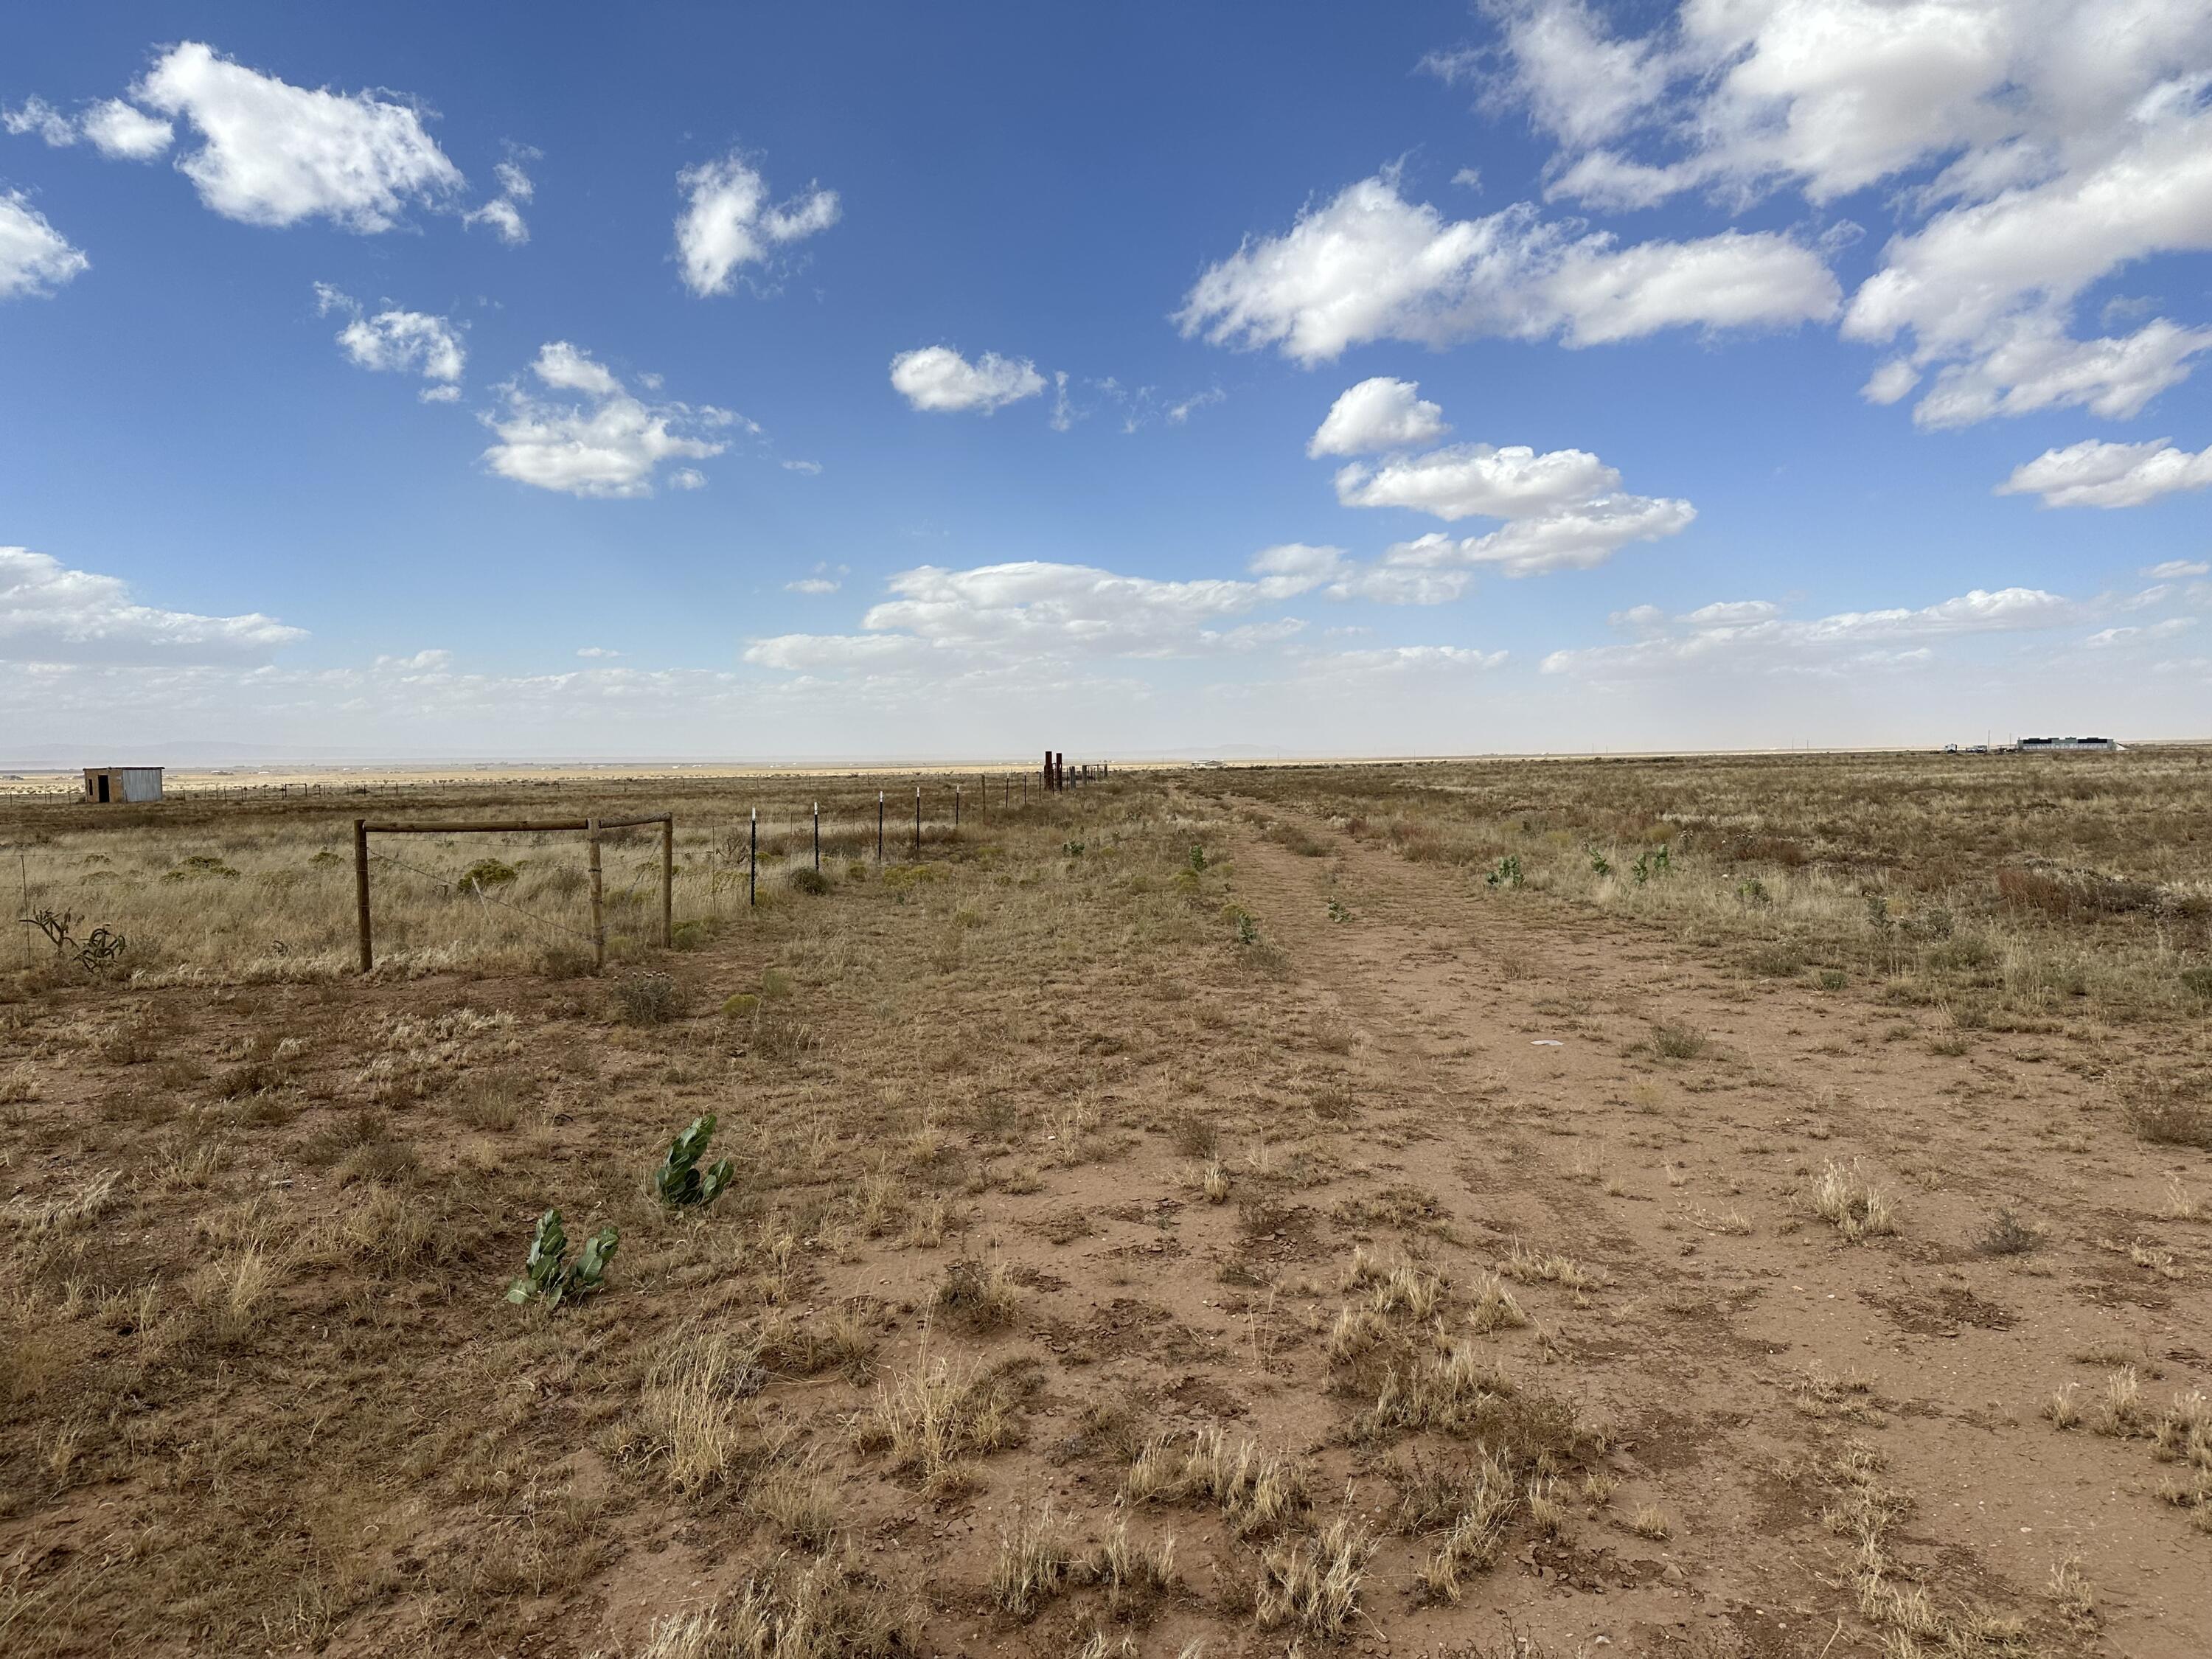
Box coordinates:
[456,858,519,895]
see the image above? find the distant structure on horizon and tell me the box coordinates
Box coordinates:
[1941,737,2122,756]
[82,766,164,804]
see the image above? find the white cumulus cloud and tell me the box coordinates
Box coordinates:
[0,546,304,665]
[1335,442,1618,521]
[1,96,77,147]
[83,97,175,159]
[746,553,1339,681]
[131,42,463,231]
[1909,316,2212,429]
[1312,642,1509,679]
[1177,170,1837,364]
[889,347,1048,414]
[1309,378,1452,457]
[1860,359,1919,406]
[2087,617,2197,647]
[0,191,87,299]
[464,150,535,245]
[1543,584,2091,678]
[316,284,465,392]
[4,95,174,159]
[1319,402,1697,579]
[1450,494,1699,576]
[1476,1,2212,425]
[465,198,526,244]
[481,343,732,498]
[675,152,840,296]
[1434,0,1669,151]
[1997,437,2212,508]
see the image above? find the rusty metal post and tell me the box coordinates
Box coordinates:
[587,818,605,971]
[353,818,372,973]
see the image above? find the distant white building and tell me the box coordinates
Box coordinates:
[2018,737,2120,754]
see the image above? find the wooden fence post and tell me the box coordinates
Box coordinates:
[954,785,961,830]
[660,816,674,948]
[587,817,605,971]
[813,801,820,871]
[877,792,884,861]
[354,818,373,973]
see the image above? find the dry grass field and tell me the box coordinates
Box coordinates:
[1,752,2208,1658]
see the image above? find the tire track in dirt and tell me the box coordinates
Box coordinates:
[1217,794,2202,1658]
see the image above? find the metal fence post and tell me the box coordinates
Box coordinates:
[955,785,961,830]
[914,785,922,857]
[813,801,821,872]
[877,791,884,861]
[748,808,757,907]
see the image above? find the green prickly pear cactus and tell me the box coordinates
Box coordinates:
[654,1113,736,1209]
[507,1208,619,1307]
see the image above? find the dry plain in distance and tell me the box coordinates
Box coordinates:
[1,751,2208,1658]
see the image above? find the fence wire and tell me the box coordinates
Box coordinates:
[366,847,602,947]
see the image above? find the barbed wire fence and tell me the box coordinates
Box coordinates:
[346,759,1111,974]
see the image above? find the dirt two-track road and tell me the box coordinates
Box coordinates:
[1190,797,2208,1657]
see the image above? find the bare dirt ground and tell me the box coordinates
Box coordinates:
[1,772,2205,1658]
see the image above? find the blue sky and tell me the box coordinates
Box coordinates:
[4,1,2210,761]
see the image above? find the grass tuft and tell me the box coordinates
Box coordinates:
[1809,1161,1897,1242]
[1256,1517,1374,1638]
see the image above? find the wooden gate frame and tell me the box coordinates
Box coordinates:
[353,814,673,973]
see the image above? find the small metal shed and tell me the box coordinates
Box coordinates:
[83,766,164,804]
